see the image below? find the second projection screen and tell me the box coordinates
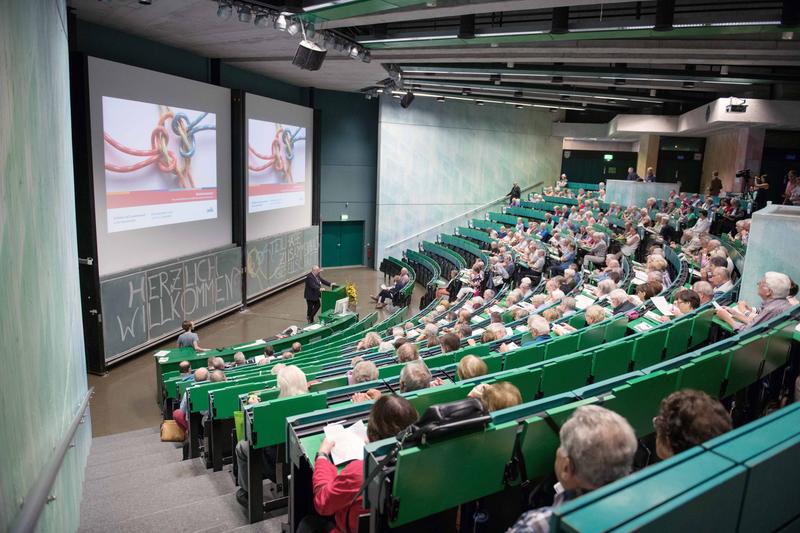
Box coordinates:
[248,119,306,213]
[102,96,218,232]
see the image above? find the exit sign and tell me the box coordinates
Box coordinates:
[603,154,614,161]
[340,214,349,221]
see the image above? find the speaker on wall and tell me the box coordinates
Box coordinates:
[400,91,415,109]
[293,40,327,71]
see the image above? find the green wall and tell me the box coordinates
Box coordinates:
[1,2,90,531]
[561,149,638,183]
[316,89,379,267]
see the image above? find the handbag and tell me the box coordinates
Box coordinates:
[160,419,185,442]
[403,397,490,446]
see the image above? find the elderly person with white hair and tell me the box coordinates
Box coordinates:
[583,232,608,270]
[716,272,794,331]
[609,289,636,315]
[507,405,637,533]
[524,315,551,345]
[594,279,616,301]
[399,360,433,393]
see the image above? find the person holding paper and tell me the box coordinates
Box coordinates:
[307,396,419,533]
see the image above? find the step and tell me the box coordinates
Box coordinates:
[80,466,237,530]
[82,457,210,500]
[88,438,183,466]
[79,491,281,533]
[91,426,160,446]
[220,519,285,533]
[84,445,185,481]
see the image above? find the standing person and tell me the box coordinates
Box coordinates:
[304,265,332,323]
[177,320,208,351]
[644,167,656,182]
[626,166,640,181]
[752,174,769,212]
[507,181,522,204]
[783,170,797,205]
[708,171,723,196]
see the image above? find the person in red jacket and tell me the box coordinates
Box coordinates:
[308,395,419,533]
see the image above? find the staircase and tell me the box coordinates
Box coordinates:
[79,426,284,532]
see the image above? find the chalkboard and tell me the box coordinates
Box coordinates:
[100,246,242,362]
[246,226,319,299]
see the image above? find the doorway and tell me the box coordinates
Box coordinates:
[321,221,365,267]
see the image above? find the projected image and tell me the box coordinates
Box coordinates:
[248,119,306,213]
[102,96,217,232]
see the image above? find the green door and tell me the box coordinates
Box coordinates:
[321,221,364,267]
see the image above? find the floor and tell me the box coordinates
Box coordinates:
[88,266,425,437]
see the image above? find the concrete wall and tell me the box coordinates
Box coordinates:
[701,128,765,194]
[1,2,90,531]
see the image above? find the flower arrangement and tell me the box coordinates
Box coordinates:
[345,281,358,305]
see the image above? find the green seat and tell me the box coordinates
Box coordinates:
[545,334,580,360]
[569,314,586,329]
[631,327,668,370]
[482,354,504,375]
[676,351,727,398]
[540,354,592,397]
[491,368,542,402]
[309,375,349,393]
[211,384,278,420]
[603,370,679,435]
[503,343,547,370]
[577,324,605,351]
[591,341,634,382]
[761,320,796,376]
[723,334,769,397]
[604,316,629,343]
[664,317,694,359]
[406,383,470,415]
[423,353,455,369]
[389,422,519,526]
[688,308,714,348]
[247,392,328,448]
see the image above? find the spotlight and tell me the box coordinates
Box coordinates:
[238,5,252,23]
[400,91,415,108]
[287,19,301,35]
[476,101,485,106]
[515,104,523,109]
[254,13,270,28]
[275,14,287,30]
[292,40,327,71]
[348,45,360,59]
[139,0,152,4]
[437,97,445,102]
[217,2,233,20]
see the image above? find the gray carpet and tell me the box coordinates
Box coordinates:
[79,427,285,533]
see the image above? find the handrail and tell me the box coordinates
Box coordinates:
[384,181,543,251]
[10,387,94,533]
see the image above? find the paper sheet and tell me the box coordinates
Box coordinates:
[489,305,504,314]
[407,329,420,338]
[253,355,266,364]
[516,325,529,333]
[635,322,653,332]
[470,316,484,324]
[634,270,649,282]
[324,420,369,465]
[644,311,663,323]
[575,294,595,310]
[503,342,519,351]
[235,339,267,349]
[650,296,674,316]
[303,323,323,331]
[505,327,514,338]
[472,328,485,337]
[154,350,170,358]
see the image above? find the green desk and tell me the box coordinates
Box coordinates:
[320,285,347,319]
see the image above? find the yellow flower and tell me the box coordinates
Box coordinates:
[345,281,358,304]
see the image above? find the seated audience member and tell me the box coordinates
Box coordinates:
[440,333,461,353]
[178,361,191,379]
[309,396,419,533]
[789,278,799,305]
[584,305,606,326]
[470,381,523,411]
[692,281,714,306]
[716,272,794,331]
[172,367,209,432]
[281,351,294,360]
[583,232,608,270]
[658,289,701,322]
[235,365,308,507]
[291,342,302,354]
[542,307,562,323]
[397,342,420,363]
[551,243,577,276]
[634,281,660,303]
[594,279,616,301]
[558,297,577,317]
[233,352,246,367]
[653,390,732,459]
[710,266,734,296]
[456,324,473,339]
[371,274,407,308]
[560,269,577,293]
[524,315,551,345]
[507,406,637,533]
[456,355,489,380]
[356,332,382,351]
[391,326,405,339]
[351,361,379,384]
[213,357,225,371]
[177,320,208,351]
[609,289,636,315]
[209,370,226,382]
[399,360,432,392]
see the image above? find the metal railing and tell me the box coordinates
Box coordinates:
[381,181,543,262]
[10,387,94,533]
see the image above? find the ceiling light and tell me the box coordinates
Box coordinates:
[650,89,657,97]
[476,101,485,106]
[217,2,233,20]
[237,5,252,23]
[359,34,457,44]
[287,20,301,35]
[349,45,360,59]
[479,30,546,38]
[437,97,445,102]
[138,0,152,4]
[254,13,270,28]
[275,14,287,30]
